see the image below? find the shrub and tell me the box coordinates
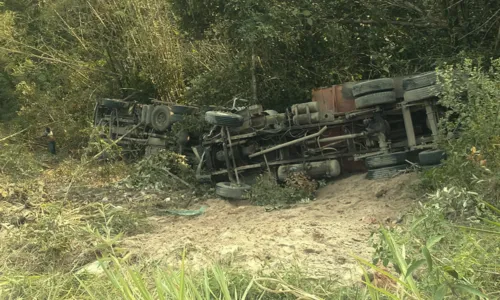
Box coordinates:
[361,57,500,299]
[431,58,500,204]
[249,172,316,206]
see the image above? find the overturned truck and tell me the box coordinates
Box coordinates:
[93,72,446,199]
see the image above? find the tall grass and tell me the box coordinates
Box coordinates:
[353,58,500,299]
[76,253,366,300]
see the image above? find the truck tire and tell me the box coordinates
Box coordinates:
[215,182,251,200]
[419,149,447,166]
[355,91,397,109]
[393,76,405,99]
[403,72,437,91]
[341,82,357,99]
[151,106,171,132]
[205,111,244,127]
[352,78,394,97]
[101,98,130,109]
[365,152,408,169]
[403,85,441,103]
[171,105,198,115]
[366,164,408,180]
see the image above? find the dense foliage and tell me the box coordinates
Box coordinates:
[0,1,500,299]
[362,59,500,299]
[1,0,499,149]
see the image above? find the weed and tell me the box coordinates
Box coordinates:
[358,58,500,299]
[76,253,365,300]
[249,172,315,206]
[124,150,198,191]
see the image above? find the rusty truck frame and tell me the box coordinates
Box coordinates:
[93,72,445,199]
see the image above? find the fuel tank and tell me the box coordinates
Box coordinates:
[277,160,341,181]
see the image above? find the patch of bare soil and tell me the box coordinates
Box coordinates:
[124,173,419,285]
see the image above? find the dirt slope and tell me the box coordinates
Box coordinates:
[124,173,419,284]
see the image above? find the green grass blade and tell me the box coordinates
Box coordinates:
[362,280,399,300]
[351,254,411,290]
[453,225,500,235]
[433,284,447,300]
[129,268,152,300]
[480,200,500,215]
[184,274,203,300]
[360,266,378,300]
[241,278,254,300]
[426,236,445,249]
[154,271,168,300]
[405,259,426,279]
[203,269,211,300]
[380,229,421,298]
[74,275,97,299]
[212,265,231,299]
[478,217,500,228]
[452,283,487,298]
[180,248,186,300]
[422,247,433,272]
[411,215,428,231]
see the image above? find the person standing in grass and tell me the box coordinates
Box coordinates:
[43,127,56,155]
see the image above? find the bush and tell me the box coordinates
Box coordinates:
[249,172,316,206]
[361,57,500,299]
[125,150,198,192]
[431,58,500,203]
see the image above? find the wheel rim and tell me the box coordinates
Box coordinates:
[157,112,167,124]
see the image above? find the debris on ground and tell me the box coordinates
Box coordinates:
[162,206,207,216]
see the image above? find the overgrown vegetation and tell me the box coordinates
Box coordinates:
[358,59,500,299]
[1,0,500,298]
[1,0,499,149]
[250,172,317,206]
[125,150,196,190]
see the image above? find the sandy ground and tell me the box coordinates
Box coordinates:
[124,173,419,285]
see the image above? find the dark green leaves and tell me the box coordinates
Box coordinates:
[433,284,447,300]
[405,259,426,279]
[452,283,487,299]
[426,235,444,249]
[422,246,433,272]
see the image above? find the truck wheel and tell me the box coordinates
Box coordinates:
[419,149,447,166]
[355,91,397,109]
[171,105,198,115]
[341,82,357,99]
[205,111,244,127]
[352,78,394,97]
[215,182,251,200]
[101,98,130,109]
[402,72,437,91]
[366,164,408,180]
[151,106,171,132]
[403,85,441,102]
[365,152,408,169]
